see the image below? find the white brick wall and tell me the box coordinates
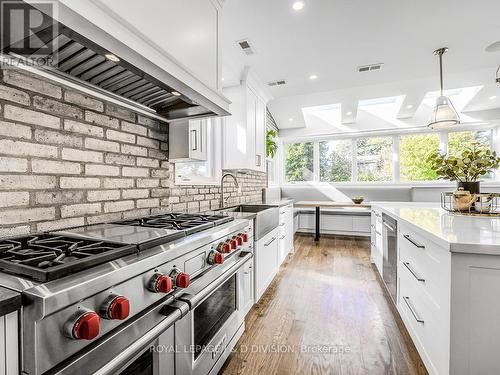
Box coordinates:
[0,67,266,236]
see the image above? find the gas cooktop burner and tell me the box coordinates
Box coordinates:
[0,234,136,282]
[114,213,233,235]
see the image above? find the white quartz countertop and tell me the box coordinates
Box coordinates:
[372,202,500,254]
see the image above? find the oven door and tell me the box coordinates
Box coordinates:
[50,299,188,375]
[175,251,253,375]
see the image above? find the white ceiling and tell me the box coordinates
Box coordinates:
[221,0,500,135]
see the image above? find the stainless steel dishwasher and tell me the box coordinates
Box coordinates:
[382,213,398,303]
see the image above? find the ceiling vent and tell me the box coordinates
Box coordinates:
[237,39,255,55]
[358,63,384,72]
[268,79,287,87]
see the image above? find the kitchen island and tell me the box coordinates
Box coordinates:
[371,202,500,375]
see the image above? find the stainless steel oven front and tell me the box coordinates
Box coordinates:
[50,297,189,375]
[175,251,253,375]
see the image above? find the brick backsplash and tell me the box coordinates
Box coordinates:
[0,68,266,237]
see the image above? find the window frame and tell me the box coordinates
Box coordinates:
[281,125,499,185]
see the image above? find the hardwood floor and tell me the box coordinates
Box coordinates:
[219,234,428,375]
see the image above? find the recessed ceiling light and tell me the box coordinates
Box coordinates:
[489,95,497,100]
[221,77,225,81]
[289,117,294,122]
[105,53,120,62]
[309,74,318,80]
[406,104,414,109]
[292,1,304,11]
[346,111,353,116]
[171,91,181,97]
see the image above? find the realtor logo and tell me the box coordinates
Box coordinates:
[0,0,58,66]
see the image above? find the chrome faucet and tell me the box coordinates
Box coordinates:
[220,173,239,208]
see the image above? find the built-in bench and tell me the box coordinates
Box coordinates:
[294,207,371,236]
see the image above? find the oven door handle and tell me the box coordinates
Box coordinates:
[178,251,253,309]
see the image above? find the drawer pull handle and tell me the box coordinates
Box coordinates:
[403,296,424,324]
[403,234,425,249]
[280,235,286,240]
[264,237,276,247]
[375,230,382,236]
[280,223,286,227]
[403,262,425,282]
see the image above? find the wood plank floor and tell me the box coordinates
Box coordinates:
[219,234,428,375]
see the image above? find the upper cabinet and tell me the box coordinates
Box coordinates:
[222,77,270,172]
[169,119,208,162]
[55,0,228,114]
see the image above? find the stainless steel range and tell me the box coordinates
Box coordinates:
[0,212,253,375]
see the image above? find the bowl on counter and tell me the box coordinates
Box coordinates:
[351,197,365,205]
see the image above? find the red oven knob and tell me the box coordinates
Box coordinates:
[64,309,100,340]
[230,238,238,250]
[241,233,249,243]
[236,235,244,246]
[148,273,173,294]
[207,250,224,265]
[101,295,130,320]
[218,242,232,254]
[170,269,190,288]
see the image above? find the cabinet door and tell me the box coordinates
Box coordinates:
[240,259,254,316]
[189,119,207,161]
[222,87,248,169]
[254,228,279,301]
[255,97,267,171]
[246,88,257,170]
[285,205,295,254]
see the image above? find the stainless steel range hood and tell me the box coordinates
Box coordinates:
[2,1,230,122]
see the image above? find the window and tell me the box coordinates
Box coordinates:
[284,142,314,182]
[356,137,393,181]
[319,140,352,182]
[175,119,221,184]
[282,127,498,184]
[400,133,440,181]
[448,130,491,156]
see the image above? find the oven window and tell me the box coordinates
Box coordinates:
[193,274,237,359]
[118,349,152,375]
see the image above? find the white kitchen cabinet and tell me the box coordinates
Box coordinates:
[278,204,295,265]
[0,311,18,375]
[254,228,279,301]
[239,258,254,316]
[169,119,208,162]
[370,209,383,275]
[222,80,268,172]
[254,97,267,171]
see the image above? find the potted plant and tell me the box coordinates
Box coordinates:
[428,143,500,194]
[266,129,278,158]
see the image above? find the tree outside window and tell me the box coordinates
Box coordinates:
[319,140,352,182]
[448,130,491,156]
[284,142,314,182]
[356,137,393,181]
[400,133,440,181]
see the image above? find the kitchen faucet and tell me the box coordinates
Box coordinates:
[220,173,240,208]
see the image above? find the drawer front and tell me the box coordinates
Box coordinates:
[398,264,450,375]
[399,225,451,306]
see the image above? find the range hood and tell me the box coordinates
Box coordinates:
[1,1,230,122]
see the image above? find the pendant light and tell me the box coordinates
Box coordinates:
[428,47,460,129]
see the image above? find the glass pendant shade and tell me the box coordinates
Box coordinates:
[427,47,460,129]
[428,95,460,129]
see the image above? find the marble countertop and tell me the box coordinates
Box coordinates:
[0,286,21,316]
[372,202,500,254]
